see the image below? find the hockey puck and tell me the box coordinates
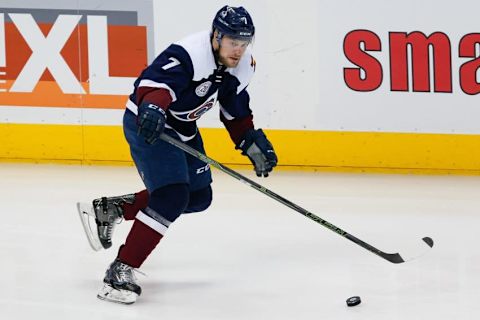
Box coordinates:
[346,296,361,307]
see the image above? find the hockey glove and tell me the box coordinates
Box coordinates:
[236,128,278,177]
[137,102,167,145]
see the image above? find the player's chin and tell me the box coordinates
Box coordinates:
[226,58,240,68]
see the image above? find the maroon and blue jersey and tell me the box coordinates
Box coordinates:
[126,30,255,143]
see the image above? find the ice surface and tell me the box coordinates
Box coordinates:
[0,163,479,320]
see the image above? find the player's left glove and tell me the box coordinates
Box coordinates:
[236,128,278,177]
[137,102,166,145]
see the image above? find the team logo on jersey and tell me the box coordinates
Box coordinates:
[195,81,212,97]
[170,91,218,122]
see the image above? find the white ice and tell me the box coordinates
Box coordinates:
[0,163,479,320]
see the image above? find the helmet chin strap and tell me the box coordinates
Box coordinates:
[216,31,223,46]
[212,31,224,66]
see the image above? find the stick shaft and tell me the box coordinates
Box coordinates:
[160,133,404,263]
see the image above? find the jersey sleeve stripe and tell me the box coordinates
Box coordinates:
[126,99,139,115]
[138,79,178,102]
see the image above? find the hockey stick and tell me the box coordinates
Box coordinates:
[160,133,434,264]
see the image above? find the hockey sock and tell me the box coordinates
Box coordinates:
[118,219,162,268]
[118,184,189,267]
[123,189,149,220]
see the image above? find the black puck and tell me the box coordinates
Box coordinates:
[346,296,361,307]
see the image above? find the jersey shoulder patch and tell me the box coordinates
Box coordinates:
[175,30,216,81]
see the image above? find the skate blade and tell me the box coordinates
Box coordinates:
[97,283,138,305]
[76,202,103,251]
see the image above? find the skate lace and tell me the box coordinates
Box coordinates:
[105,217,123,240]
[117,263,146,283]
[106,224,114,240]
[103,200,124,240]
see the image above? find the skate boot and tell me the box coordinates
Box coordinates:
[97,258,142,305]
[77,194,135,251]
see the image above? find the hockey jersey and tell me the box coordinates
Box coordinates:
[126,30,256,143]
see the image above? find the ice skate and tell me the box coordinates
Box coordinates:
[77,194,135,251]
[97,258,142,305]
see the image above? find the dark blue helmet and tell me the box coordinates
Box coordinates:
[212,5,255,41]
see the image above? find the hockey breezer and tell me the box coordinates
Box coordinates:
[159,133,434,264]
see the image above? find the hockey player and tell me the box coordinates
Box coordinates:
[77,5,277,304]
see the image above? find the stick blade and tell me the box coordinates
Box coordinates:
[380,236,434,264]
[381,252,405,264]
[422,236,434,248]
[397,236,434,263]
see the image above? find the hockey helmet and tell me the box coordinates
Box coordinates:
[212,5,255,41]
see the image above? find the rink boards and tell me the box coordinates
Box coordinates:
[1,1,480,173]
[1,121,479,174]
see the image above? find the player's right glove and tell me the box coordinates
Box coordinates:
[236,128,278,177]
[137,102,166,145]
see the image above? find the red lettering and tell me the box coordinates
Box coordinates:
[343,30,383,92]
[459,33,480,95]
[389,32,452,93]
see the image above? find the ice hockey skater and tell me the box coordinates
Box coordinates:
[77,5,278,304]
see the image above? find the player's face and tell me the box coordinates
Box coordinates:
[218,36,250,67]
